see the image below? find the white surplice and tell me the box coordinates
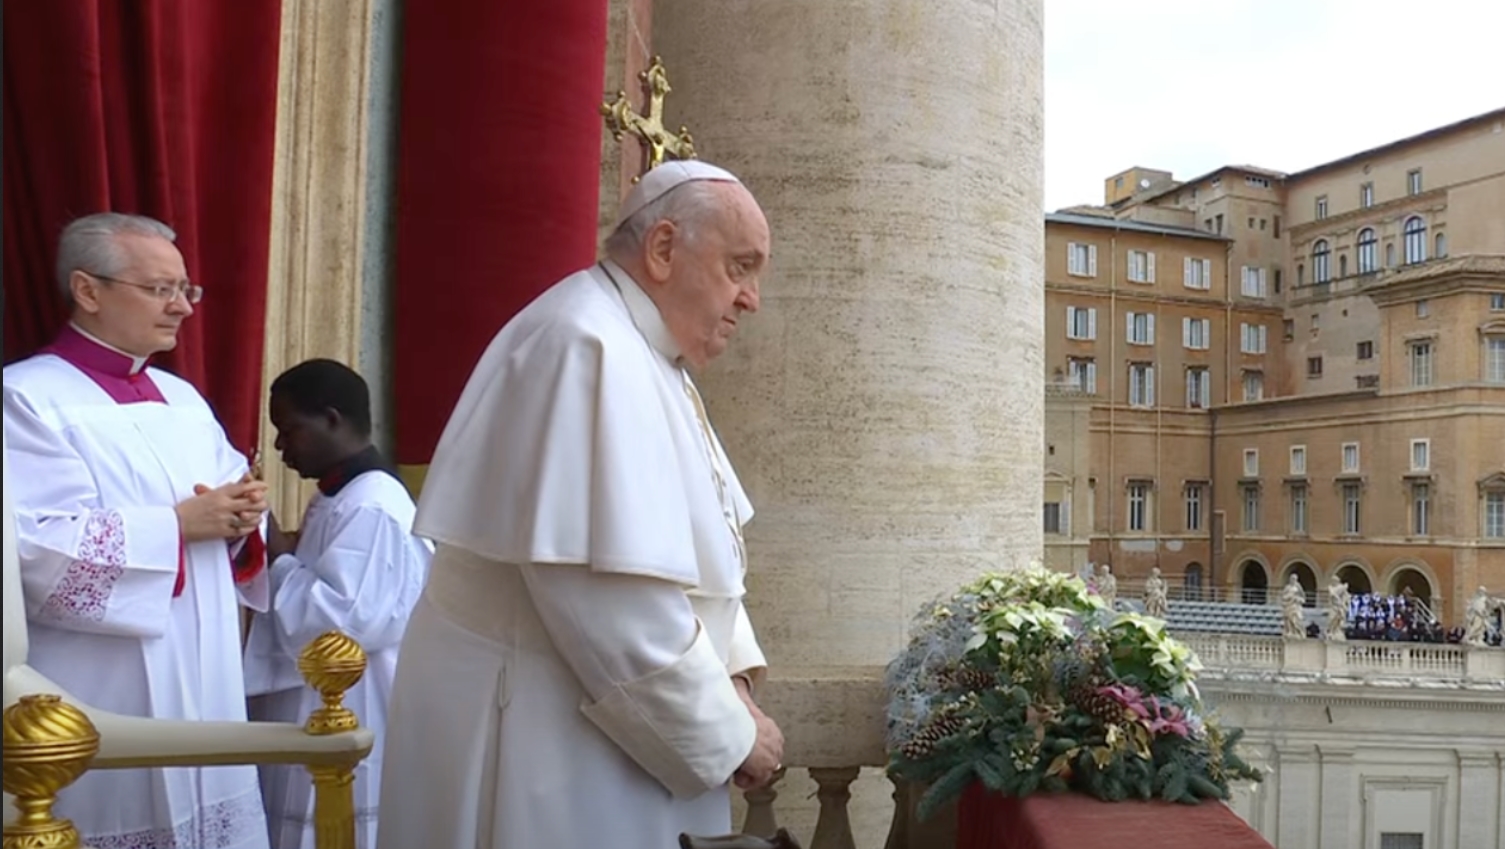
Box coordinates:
[377,261,768,849]
[3,340,271,849]
[244,465,431,849]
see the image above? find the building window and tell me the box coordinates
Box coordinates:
[1290,484,1308,535]
[1183,257,1212,290]
[1185,367,1211,409]
[1126,312,1155,345]
[1410,438,1430,472]
[1289,445,1307,476]
[1067,242,1097,277]
[1127,250,1155,283]
[1127,482,1150,532]
[1044,501,1065,535]
[1315,195,1328,219]
[1412,483,1431,536]
[1381,834,1423,849]
[1491,293,1505,311]
[1342,442,1360,473]
[1406,169,1423,196]
[1066,306,1097,340]
[1307,356,1324,378]
[1215,213,1224,234]
[1242,448,1259,477]
[1182,317,1211,350]
[1342,483,1362,535]
[1242,370,1264,402]
[1246,175,1271,188]
[1273,216,1281,238]
[1241,485,1260,532]
[1403,216,1427,265]
[1435,232,1447,258]
[1409,340,1433,386]
[1067,357,1097,393]
[1240,322,1267,354]
[1283,319,1295,341]
[1386,242,1396,267]
[1360,182,1374,208]
[1357,340,1374,360]
[1274,268,1282,292]
[1128,363,1155,407]
[1486,337,1505,383]
[1312,239,1331,284]
[1485,491,1505,539]
[1184,484,1204,532]
[1416,299,1429,318]
[1356,227,1378,274]
[1240,266,1268,298]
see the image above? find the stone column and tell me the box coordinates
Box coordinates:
[259,0,382,522]
[1457,750,1501,849]
[653,0,1045,670]
[1316,746,1354,849]
[1276,745,1318,849]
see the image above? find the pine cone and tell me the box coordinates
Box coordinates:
[899,711,967,760]
[936,664,994,693]
[1069,681,1124,725]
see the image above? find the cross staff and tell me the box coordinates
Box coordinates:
[601,55,696,178]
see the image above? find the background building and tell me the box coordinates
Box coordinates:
[1046,109,1505,623]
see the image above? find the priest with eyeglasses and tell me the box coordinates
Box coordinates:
[2,212,272,848]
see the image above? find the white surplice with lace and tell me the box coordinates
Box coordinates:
[3,345,270,849]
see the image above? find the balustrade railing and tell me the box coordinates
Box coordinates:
[749,643,1505,848]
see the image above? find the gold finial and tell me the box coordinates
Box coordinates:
[298,631,367,735]
[2,694,100,849]
[600,55,697,181]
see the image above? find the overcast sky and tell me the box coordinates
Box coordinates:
[1043,0,1505,210]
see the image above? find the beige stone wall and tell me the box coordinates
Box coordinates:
[1447,172,1505,255]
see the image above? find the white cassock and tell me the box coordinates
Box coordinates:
[377,260,767,849]
[2,324,271,849]
[243,455,432,849]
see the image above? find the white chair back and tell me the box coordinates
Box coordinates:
[2,428,27,677]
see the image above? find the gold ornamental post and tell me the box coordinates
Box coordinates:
[298,630,368,849]
[601,55,697,178]
[2,694,101,849]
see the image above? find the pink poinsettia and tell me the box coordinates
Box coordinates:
[1097,683,1151,721]
[1147,696,1191,738]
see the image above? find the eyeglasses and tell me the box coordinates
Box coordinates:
[86,272,203,305]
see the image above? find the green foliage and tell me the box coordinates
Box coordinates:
[885,565,1264,817]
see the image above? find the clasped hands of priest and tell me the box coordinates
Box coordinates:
[175,472,268,543]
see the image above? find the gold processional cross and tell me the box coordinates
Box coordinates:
[600,55,696,179]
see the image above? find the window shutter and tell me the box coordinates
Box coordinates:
[1183,317,1192,347]
[1258,267,1268,296]
[1147,313,1156,343]
[1086,361,1097,393]
[1259,325,1268,351]
[1127,311,1135,340]
[1201,319,1211,347]
[1147,252,1156,283]
[1067,242,1078,274]
[1061,499,1072,535]
[1202,259,1213,286]
[1087,308,1097,340]
[1088,244,1099,277]
[1066,306,1077,336]
[1146,366,1156,406]
[1183,256,1193,284]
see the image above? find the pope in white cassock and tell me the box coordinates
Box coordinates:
[376,161,785,849]
[244,358,432,848]
[2,213,273,848]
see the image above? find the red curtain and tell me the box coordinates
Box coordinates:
[391,0,608,468]
[2,1,282,453]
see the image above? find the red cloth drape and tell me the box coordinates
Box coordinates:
[956,784,1275,849]
[391,0,608,467]
[2,1,281,453]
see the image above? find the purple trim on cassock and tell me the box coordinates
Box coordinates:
[42,325,166,405]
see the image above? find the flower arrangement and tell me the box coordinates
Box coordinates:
[885,566,1262,819]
